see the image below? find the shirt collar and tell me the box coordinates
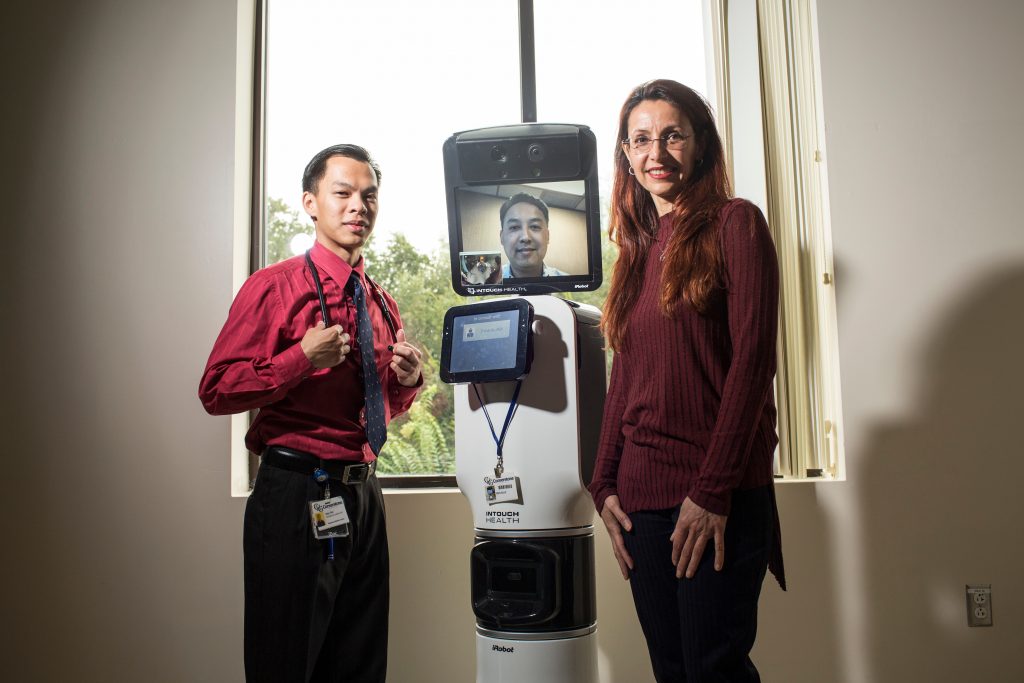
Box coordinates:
[309,241,365,288]
[502,262,550,277]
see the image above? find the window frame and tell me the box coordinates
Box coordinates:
[755,0,845,480]
[228,0,844,496]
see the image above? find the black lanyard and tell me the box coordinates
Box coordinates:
[304,250,398,342]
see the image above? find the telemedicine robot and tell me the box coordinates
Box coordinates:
[440,124,606,682]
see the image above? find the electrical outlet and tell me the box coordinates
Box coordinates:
[966,585,993,627]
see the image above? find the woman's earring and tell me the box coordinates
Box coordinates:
[628,167,636,176]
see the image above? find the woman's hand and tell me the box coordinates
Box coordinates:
[670,497,727,579]
[599,495,634,580]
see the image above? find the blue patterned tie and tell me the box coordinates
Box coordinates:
[352,276,387,455]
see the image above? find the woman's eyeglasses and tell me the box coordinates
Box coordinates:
[622,131,693,154]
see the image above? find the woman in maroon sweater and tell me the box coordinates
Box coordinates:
[589,79,785,682]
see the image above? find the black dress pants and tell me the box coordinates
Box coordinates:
[243,462,389,683]
[622,486,773,683]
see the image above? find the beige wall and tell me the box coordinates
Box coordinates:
[753,0,1024,680]
[2,0,1023,682]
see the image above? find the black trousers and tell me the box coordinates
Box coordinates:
[243,461,389,683]
[622,487,773,683]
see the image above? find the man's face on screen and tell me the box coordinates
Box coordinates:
[500,202,549,277]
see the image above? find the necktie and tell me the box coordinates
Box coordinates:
[352,276,388,455]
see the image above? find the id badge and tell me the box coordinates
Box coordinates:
[485,473,523,505]
[310,496,351,539]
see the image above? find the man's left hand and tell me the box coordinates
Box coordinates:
[390,329,423,387]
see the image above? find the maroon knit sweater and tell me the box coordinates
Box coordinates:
[589,198,784,587]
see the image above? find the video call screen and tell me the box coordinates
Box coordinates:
[444,123,602,297]
[448,308,522,374]
[454,180,589,293]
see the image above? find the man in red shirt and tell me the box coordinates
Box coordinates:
[199,144,422,682]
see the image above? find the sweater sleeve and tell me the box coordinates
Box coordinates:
[198,273,315,415]
[689,201,779,515]
[588,353,628,513]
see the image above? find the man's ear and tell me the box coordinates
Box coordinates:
[302,190,318,222]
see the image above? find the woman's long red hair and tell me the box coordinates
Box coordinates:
[602,80,733,352]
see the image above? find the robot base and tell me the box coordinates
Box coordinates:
[476,626,597,683]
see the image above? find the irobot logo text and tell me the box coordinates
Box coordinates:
[492,644,515,654]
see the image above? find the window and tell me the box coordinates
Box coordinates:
[229,0,844,495]
[704,0,844,481]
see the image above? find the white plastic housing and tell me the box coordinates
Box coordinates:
[455,295,604,531]
[475,629,598,683]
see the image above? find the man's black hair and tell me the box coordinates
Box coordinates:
[499,192,549,226]
[301,144,382,194]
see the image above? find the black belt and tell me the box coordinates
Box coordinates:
[262,446,377,484]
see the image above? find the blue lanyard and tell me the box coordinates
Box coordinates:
[472,380,523,477]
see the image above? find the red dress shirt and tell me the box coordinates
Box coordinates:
[199,241,421,462]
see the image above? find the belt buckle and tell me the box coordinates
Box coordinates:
[342,460,376,484]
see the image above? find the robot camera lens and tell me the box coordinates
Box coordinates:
[527,143,545,162]
[490,146,508,163]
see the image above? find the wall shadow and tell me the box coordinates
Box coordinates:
[0,2,245,682]
[0,3,95,681]
[753,482,844,681]
[859,265,1024,682]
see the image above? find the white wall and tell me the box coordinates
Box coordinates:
[752,0,1024,681]
[2,0,1022,681]
[0,2,639,679]
[1,1,241,680]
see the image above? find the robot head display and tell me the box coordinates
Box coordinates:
[443,124,603,297]
[440,124,605,683]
